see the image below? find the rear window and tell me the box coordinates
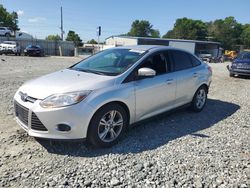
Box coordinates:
[170,50,193,71]
[190,55,201,67]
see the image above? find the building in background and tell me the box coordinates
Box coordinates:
[15,31,33,40]
[105,36,221,58]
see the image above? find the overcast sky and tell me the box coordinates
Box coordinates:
[1,0,250,42]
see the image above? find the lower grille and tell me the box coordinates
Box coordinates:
[31,112,48,131]
[14,101,29,127]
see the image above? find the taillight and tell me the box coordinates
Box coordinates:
[207,66,212,74]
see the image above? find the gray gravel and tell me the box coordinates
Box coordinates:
[0,56,249,188]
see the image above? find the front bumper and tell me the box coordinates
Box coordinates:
[13,92,95,140]
[227,65,250,76]
[25,50,41,56]
[0,49,17,54]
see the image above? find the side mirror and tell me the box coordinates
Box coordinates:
[138,67,156,78]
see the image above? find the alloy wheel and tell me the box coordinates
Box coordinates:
[196,89,206,109]
[98,110,123,142]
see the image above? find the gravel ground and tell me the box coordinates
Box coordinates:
[0,56,249,188]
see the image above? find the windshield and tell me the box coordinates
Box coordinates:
[3,41,15,45]
[71,48,146,76]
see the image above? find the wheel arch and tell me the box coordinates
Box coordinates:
[86,101,130,138]
[198,83,209,93]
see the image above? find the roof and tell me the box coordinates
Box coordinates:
[106,35,221,45]
[112,45,194,54]
[116,45,160,51]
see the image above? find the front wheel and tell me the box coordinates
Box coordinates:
[87,103,128,148]
[5,33,10,37]
[190,86,207,112]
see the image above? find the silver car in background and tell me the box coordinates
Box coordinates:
[14,45,212,147]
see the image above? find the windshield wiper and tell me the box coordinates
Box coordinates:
[70,67,105,75]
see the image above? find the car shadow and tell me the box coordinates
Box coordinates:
[36,99,240,157]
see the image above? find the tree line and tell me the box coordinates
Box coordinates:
[59,18,250,50]
[124,17,250,50]
[1,4,249,49]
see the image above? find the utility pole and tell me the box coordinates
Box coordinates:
[60,6,64,41]
[97,26,101,51]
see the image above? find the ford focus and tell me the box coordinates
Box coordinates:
[14,45,212,147]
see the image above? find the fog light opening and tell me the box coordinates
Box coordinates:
[56,124,71,132]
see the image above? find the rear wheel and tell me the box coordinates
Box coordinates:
[190,86,207,112]
[87,103,128,147]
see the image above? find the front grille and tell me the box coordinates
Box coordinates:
[237,64,250,70]
[14,101,29,127]
[31,112,48,131]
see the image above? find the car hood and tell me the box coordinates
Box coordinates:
[26,48,40,50]
[19,69,116,99]
[233,59,250,64]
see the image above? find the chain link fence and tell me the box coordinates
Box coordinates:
[0,37,75,56]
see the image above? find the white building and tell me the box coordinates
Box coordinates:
[15,31,33,40]
[106,36,221,57]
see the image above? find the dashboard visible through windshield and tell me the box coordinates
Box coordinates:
[71,48,146,76]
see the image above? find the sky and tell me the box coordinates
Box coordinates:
[1,0,250,42]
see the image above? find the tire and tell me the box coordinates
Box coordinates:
[190,86,207,112]
[229,73,234,77]
[87,103,128,148]
[5,33,10,37]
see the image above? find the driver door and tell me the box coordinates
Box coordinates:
[134,52,177,121]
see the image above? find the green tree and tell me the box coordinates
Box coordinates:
[208,17,243,50]
[45,34,61,41]
[66,30,82,46]
[241,24,250,48]
[0,4,19,31]
[127,20,160,38]
[162,17,208,40]
[86,39,98,44]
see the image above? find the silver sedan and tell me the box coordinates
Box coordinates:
[14,45,212,147]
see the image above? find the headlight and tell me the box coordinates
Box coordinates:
[40,90,92,108]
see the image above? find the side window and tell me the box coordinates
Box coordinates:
[170,50,193,71]
[190,55,201,67]
[140,53,167,75]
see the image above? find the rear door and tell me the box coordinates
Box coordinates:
[169,50,199,105]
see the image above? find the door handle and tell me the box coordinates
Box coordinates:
[165,79,174,85]
[193,73,198,77]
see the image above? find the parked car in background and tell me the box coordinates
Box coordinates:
[14,45,212,147]
[0,27,13,37]
[227,51,250,77]
[24,45,44,56]
[0,41,21,55]
[197,50,212,62]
